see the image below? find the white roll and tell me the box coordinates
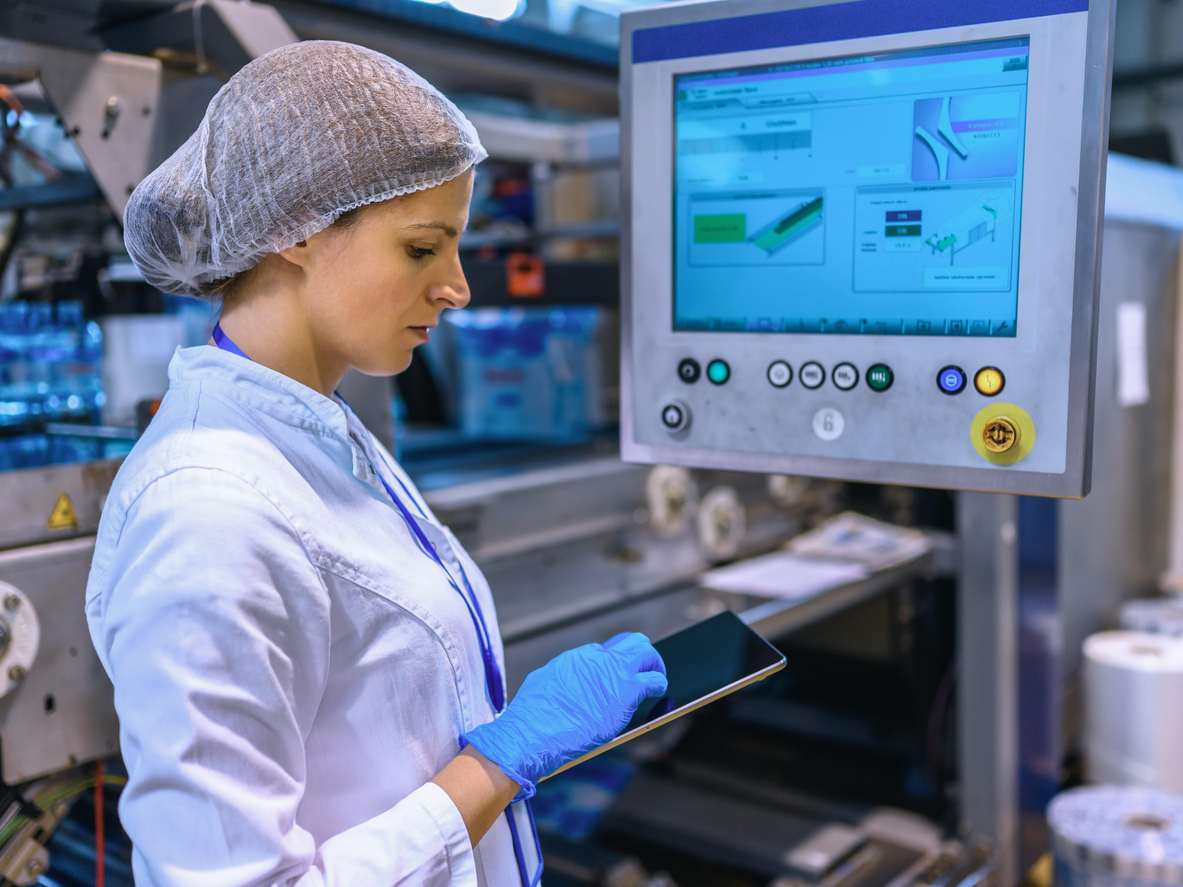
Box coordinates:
[1048,785,1183,886]
[1084,631,1183,793]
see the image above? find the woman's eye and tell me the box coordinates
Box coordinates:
[408,245,436,259]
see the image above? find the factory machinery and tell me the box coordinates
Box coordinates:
[0,2,1176,887]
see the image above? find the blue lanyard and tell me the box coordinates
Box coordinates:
[371,468,506,713]
[210,324,506,713]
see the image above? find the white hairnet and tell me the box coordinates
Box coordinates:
[123,41,487,298]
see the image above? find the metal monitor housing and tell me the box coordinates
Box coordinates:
[620,0,1115,497]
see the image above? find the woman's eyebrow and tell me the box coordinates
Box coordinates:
[404,221,460,237]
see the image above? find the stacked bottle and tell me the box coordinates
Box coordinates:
[0,301,105,470]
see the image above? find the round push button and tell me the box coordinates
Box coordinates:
[974,366,1005,397]
[937,365,967,395]
[767,361,792,388]
[982,416,1019,453]
[706,359,730,385]
[661,402,690,433]
[812,407,844,441]
[799,362,825,389]
[677,358,701,384]
[866,364,894,392]
[832,363,859,391]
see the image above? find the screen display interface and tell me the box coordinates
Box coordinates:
[624,610,785,732]
[673,37,1030,337]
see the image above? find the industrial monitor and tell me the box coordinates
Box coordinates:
[620,0,1114,497]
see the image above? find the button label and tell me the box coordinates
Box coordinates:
[799,362,825,389]
[832,363,858,391]
[813,407,845,441]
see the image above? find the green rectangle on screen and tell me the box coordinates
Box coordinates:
[885,225,922,237]
[694,214,747,243]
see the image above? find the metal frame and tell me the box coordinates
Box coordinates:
[957,492,1020,886]
[618,0,1116,499]
[0,537,119,783]
[0,35,163,218]
[1066,0,1118,500]
[101,0,297,79]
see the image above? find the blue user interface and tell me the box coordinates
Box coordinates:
[673,37,1030,337]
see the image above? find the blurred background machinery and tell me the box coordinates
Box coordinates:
[0,2,1181,887]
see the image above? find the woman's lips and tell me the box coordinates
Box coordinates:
[409,326,432,342]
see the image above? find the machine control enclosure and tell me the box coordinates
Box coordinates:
[620,0,1114,497]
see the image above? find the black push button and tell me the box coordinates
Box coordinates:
[799,362,825,389]
[832,363,859,391]
[677,358,701,384]
[661,402,690,432]
[767,361,792,388]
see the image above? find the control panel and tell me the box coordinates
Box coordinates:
[621,0,1113,497]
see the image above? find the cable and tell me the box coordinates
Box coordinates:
[0,773,127,846]
[94,760,105,887]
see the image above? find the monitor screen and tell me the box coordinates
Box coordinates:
[673,37,1030,337]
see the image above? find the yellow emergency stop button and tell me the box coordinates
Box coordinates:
[974,366,1005,397]
[982,416,1019,453]
[971,402,1035,465]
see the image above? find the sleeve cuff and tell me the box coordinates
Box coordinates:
[413,782,478,887]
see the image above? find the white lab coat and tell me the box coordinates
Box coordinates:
[85,345,521,887]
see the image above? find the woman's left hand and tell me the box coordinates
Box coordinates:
[461,633,667,798]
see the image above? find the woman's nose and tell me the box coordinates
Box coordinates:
[432,253,471,310]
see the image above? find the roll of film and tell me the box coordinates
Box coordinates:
[1083,631,1183,792]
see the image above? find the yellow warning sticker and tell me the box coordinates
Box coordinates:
[47,493,78,530]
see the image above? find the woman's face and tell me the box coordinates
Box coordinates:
[297,169,474,377]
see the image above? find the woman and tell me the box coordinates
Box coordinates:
[85,41,667,887]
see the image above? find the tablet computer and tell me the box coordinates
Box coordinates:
[548,610,786,777]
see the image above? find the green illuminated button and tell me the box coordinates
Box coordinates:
[707,359,730,385]
[866,363,894,392]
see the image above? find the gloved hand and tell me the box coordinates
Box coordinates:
[462,632,667,798]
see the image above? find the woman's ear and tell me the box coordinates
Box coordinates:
[276,239,312,269]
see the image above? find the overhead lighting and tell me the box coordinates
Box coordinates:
[442,0,523,21]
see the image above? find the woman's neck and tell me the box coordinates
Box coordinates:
[215,282,346,398]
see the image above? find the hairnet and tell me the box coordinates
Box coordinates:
[123,41,487,298]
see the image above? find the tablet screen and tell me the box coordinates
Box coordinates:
[623,610,785,732]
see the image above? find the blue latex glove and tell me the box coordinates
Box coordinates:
[462,632,667,798]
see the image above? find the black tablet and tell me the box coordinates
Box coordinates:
[548,610,786,777]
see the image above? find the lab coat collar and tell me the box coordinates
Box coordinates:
[168,345,377,485]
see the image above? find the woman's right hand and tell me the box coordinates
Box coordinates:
[461,633,667,798]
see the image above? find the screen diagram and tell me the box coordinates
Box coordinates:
[690,190,825,266]
[673,38,1029,336]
